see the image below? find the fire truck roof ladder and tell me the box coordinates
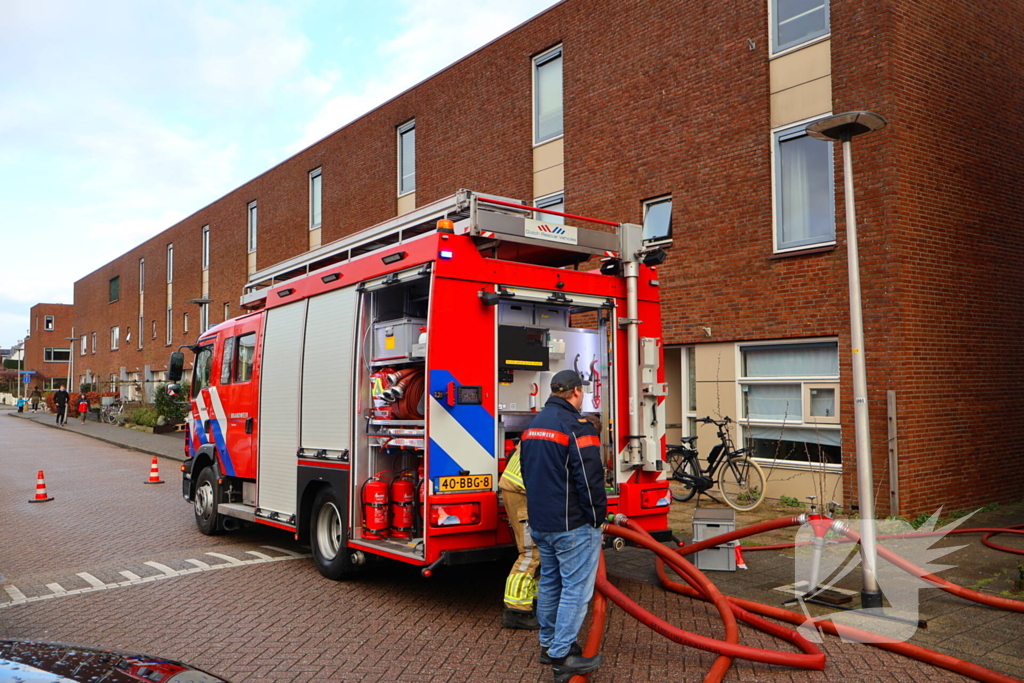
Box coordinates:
[240,189,642,311]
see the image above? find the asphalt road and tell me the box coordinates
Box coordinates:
[0,413,1000,682]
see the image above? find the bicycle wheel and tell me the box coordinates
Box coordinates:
[666,448,700,503]
[716,456,766,511]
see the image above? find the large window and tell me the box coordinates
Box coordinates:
[772,0,829,54]
[247,201,258,253]
[310,168,322,228]
[109,276,120,303]
[773,120,834,252]
[219,332,256,385]
[44,347,71,362]
[643,196,673,243]
[202,225,210,271]
[533,45,563,144]
[398,122,415,195]
[740,340,840,465]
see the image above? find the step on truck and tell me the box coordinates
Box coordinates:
[167,189,672,579]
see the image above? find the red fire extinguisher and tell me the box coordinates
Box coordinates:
[361,471,390,539]
[390,470,416,538]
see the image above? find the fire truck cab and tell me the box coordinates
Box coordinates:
[169,189,671,579]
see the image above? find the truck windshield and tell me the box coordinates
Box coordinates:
[192,345,214,398]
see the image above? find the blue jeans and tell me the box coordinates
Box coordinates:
[531,524,603,659]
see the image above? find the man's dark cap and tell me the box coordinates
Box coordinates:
[551,369,586,392]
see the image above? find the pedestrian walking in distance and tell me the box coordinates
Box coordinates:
[16,397,25,413]
[77,395,89,424]
[520,370,607,683]
[53,385,70,426]
[30,388,41,412]
[498,438,540,630]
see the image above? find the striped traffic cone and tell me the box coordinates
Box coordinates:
[734,541,748,570]
[144,456,165,485]
[29,470,54,503]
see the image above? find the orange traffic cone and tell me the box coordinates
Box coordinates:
[29,470,54,503]
[734,541,748,570]
[144,456,165,485]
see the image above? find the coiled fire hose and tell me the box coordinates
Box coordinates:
[567,515,1024,683]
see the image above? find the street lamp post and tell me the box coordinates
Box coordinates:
[807,110,888,610]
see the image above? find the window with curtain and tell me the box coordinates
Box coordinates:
[774,122,834,251]
[533,46,563,143]
[398,121,415,195]
[772,0,829,54]
[740,341,840,465]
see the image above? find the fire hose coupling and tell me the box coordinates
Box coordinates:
[611,513,630,526]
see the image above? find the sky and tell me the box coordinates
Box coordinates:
[0,0,560,348]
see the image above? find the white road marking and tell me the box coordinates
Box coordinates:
[3,586,26,601]
[205,552,244,566]
[0,547,311,609]
[77,572,108,589]
[144,561,179,577]
[244,551,274,561]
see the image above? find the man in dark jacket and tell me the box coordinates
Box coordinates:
[53,386,70,426]
[520,370,607,683]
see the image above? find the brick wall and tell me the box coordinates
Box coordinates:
[65,0,1024,513]
[23,303,74,389]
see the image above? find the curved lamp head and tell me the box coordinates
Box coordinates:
[806,111,887,142]
[187,297,214,305]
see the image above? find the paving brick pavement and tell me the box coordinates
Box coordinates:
[1,408,1020,682]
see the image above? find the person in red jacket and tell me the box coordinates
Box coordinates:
[77,395,90,424]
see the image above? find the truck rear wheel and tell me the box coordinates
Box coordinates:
[194,467,223,535]
[311,487,357,580]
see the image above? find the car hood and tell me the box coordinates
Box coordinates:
[0,639,231,683]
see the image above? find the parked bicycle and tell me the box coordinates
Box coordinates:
[101,399,125,425]
[666,416,767,511]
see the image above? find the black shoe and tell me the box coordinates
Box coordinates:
[502,608,540,630]
[539,642,581,665]
[552,653,603,683]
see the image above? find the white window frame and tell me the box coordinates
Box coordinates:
[771,115,836,254]
[183,311,189,335]
[309,168,322,229]
[166,308,173,345]
[532,44,564,146]
[91,332,97,355]
[397,121,415,196]
[152,320,157,340]
[110,326,120,351]
[223,303,230,322]
[44,347,71,363]
[109,276,120,303]
[80,334,87,356]
[534,192,565,223]
[736,338,841,470]
[202,225,210,271]
[166,244,174,283]
[642,195,673,244]
[138,258,145,294]
[138,315,144,350]
[44,315,54,331]
[199,303,209,332]
[247,201,258,253]
[770,0,830,57]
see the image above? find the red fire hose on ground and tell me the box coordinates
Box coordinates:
[565,514,1024,683]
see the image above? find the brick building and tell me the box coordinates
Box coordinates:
[63,0,1024,515]
[22,303,74,391]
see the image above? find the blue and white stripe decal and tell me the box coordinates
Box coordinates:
[428,370,494,482]
[195,388,236,477]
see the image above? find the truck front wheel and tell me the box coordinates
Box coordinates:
[311,487,357,580]
[194,467,223,535]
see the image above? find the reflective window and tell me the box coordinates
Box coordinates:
[310,169,322,228]
[398,122,415,195]
[773,0,829,53]
[534,46,563,143]
[220,337,235,385]
[774,123,834,251]
[643,197,672,242]
[192,345,214,397]
[236,333,256,382]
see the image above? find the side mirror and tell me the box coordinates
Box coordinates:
[168,352,185,382]
[166,383,182,398]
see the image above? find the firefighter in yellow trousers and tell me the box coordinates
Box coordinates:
[499,442,540,630]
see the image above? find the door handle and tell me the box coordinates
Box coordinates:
[245,418,254,434]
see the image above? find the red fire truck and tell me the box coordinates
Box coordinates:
[168,189,672,579]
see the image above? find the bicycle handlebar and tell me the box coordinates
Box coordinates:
[697,416,732,426]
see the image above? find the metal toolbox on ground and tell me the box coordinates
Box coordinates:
[692,507,736,572]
